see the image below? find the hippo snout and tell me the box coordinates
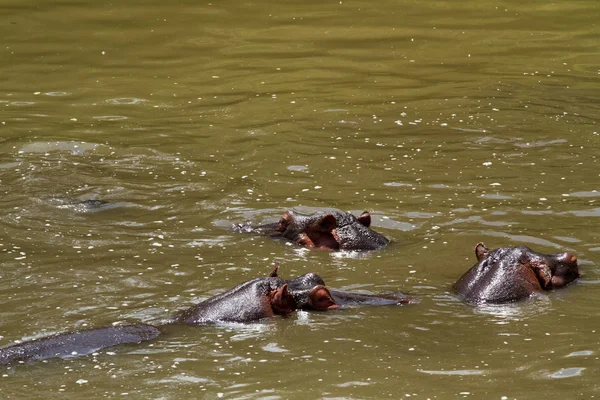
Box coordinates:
[559,252,577,266]
[550,251,579,288]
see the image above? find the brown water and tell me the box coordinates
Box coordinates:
[1,0,599,398]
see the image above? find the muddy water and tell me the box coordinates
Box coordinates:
[1,0,599,398]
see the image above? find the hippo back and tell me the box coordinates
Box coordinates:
[0,324,160,365]
[177,277,284,324]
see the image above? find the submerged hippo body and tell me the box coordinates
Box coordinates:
[233,209,390,251]
[0,324,160,366]
[454,243,579,305]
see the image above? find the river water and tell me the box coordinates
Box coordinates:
[1,0,598,399]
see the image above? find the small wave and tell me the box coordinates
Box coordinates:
[105,97,147,105]
[547,367,586,379]
[92,115,129,121]
[418,369,485,376]
[44,92,70,97]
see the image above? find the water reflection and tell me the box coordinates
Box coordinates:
[565,350,593,357]
[472,296,551,322]
[18,141,104,154]
[44,92,70,97]
[105,97,148,105]
[417,369,485,376]
[481,231,574,250]
[564,208,600,217]
[547,367,586,379]
[261,343,289,353]
[569,190,600,198]
[92,115,129,121]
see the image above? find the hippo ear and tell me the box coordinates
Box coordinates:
[316,214,337,232]
[475,243,490,261]
[275,211,294,232]
[309,285,340,311]
[271,284,295,315]
[357,211,371,227]
[277,283,289,297]
[268,264,280,278]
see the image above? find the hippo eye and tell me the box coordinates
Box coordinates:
[518,254,531,265]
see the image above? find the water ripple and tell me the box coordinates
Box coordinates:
[548,367,586,379]
[105,97,147,105]
[417,369,485,376]
[92,115,129,121]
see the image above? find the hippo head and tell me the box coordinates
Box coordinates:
[270,210,388,251]
[546,251,579,288]
[291,285,339,311]
[455,243,580,304]
[474,243,579,290]
[266,266,338,310]
[269,284,296,315]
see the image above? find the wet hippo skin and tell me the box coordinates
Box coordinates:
[232,209,390,251]
[269,265,414,308]
[453,243,580,304]
[176,277,296,324]
[0,324,160,366]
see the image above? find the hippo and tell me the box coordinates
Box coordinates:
[232,209,390,251]
[269,265,414,308]
[0,270,335,366]
[0,263,416,366]
[453,243,579,305]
